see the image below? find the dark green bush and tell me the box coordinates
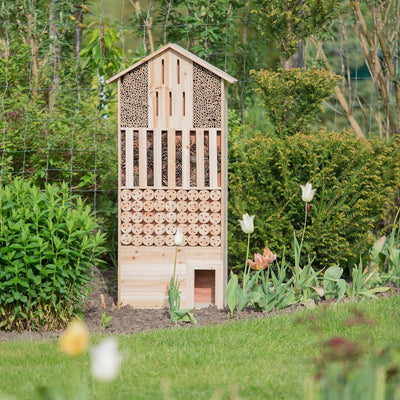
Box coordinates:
[228,130,400,271]
[0,179,106,331]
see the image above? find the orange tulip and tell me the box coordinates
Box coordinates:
[59,319,90,356]
[247,247,277,270]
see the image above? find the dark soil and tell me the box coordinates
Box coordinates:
[1,267,399,342]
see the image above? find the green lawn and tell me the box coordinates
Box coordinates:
[1,296,400,400]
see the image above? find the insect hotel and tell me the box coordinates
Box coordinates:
[106,44,237,309]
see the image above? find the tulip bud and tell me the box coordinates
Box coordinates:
[300,182,316,203]
[174,227,184,246]
[239,213,255,234]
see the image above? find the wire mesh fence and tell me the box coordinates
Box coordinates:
[1,0,399,251]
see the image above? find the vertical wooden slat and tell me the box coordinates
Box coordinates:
[139,128,147,187]
[167,129,176,187]
[196,129,205,188]
[182,129,190,188]
[125,128,134,187]
[154,129,162,188]
[209,128,218,188]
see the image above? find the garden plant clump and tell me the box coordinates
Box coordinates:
[0,179,106,332]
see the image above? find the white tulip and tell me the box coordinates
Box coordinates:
[91,338,122,382]
[300,182,316,203]
[174,227,184,246]
[239,213,255,234]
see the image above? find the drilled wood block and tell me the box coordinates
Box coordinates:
[166,190,177,200]
[165,200,177,212]
[199,201,210,212]
[187,189,199,201]
[199,235,210,247]
[165,234,175,246]
[177,223,188,234]
[121,211,132,223]
[143,200,154,212]
[165,224,177,235]
[165,212,177,224]
[143,224,155,235]
[210,189,221,201]
[188,224,199,235]
[154,224,166,235]
[187,235,199,246]
[131,200,143,212]
[198,190,210,201]
[210,201,221,213]
[198,224,210,236]
[210,213,221,225]
[121,222,133,234]
[187,212,199,224]
[154,235,165,247]
[131,212,143,223]
[131,234,143,246]
[177,212,188,224]
[176,200,188,212]
[154,212,166,224]
[143,212,155,223]
[121,189,132,201]
[209,224,221,236]
[143,234,154,246]
[187,201,199,212]
[143,189,155,200]
[154,200,165,211]
[177,189,188,201]
[131,224,143,235]
[154,189,166,200]
[132,189,143,200]
[210,236,221,247]
[198,212,210,224]
[121,201,132,212]
[121,233,133,245]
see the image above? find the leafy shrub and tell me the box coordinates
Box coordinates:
[228,130,400,271]
[0,179,106,331]
[251,67,341,136]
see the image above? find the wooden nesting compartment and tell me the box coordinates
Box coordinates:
[107,44,237,309]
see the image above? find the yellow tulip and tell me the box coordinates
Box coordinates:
[59,319,90,356]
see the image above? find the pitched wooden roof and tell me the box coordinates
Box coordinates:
[106,43,237,84]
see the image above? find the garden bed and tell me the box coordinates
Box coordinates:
[1,267,399,342]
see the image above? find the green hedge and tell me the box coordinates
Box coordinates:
[0,179,106,331]
[228,130,400,271]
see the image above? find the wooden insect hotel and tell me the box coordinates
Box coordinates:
[106,43,237,309]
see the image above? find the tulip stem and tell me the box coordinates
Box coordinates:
[243,233,251,288]
[299,202,308,260]
[173,244,178,283]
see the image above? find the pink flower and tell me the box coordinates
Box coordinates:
[247,247,277,270]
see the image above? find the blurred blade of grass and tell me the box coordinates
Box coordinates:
[0,296,399,400]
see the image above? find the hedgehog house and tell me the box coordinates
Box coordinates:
[106,43,237,309]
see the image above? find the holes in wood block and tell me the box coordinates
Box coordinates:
[169,92,172,116]
[182,92,185,116]
[161,59,165,84]
[177,59,180,84]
